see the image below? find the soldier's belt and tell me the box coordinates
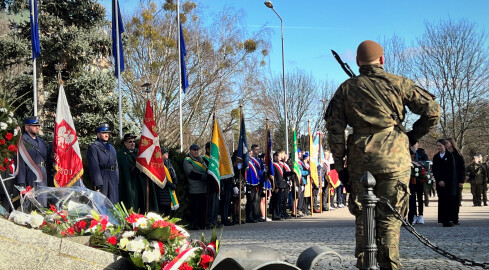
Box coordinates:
[102,166,117,171]
[37,162,45,167]
[353,126,395,134]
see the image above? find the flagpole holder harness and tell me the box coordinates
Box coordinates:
[361,171,379,270]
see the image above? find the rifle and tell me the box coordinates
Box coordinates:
[331,50,356,78]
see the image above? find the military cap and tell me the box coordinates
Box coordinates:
[123,133,137,142]
[161,147,168,154]
[357,40,383,62]
[23,116,41,126]
[95,123,111,133]
[189,144,200,150]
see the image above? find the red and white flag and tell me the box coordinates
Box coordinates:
[136,100,166,189]
[53,84,84,187]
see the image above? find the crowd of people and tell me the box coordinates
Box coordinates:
[7,116,348,232]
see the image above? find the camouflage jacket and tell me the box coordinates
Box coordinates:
[467,163,487,184]
[325,65,440,175]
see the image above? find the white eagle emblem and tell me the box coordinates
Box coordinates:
[57,126,75,148]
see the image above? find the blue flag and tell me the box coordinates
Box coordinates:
[29,0,40,60]
[112,0,125,78]
[180,23,189,93]
[237,112,249,170]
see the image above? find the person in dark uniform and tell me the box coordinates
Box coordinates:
[155,147,178,216]
[117,133,158,212]
[86,123,119,203]
[183,144,207,230]
[16,116,49,206]
[202,142,220,228]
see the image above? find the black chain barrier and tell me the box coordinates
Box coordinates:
[378,196,489,269]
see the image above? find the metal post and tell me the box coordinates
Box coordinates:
[177,0,184,153]
[361,171,379,270]
[31,0,37,116]
[115,0,123,139]
[264,1,288,155]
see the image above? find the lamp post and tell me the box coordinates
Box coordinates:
[264,1,288,155]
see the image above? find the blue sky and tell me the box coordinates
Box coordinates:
[103,0,489,84]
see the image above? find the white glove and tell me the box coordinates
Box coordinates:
[295,186,299,192]
[301,186,305,192]
[237,163,243,169]
[243,186,247,193]
[233,187,239,195]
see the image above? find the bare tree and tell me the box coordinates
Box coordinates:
[413,18,489,152]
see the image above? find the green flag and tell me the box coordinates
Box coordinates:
[291,128,301,181]
[208,118,234,194]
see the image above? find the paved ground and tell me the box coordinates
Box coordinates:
[191,190,489,269]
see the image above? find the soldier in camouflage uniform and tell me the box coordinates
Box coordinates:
[466,155,487,206]
[325,40,440,270]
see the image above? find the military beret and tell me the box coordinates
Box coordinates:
[189,144,200,150]
[23,116,40,126]
[357,40,383,62]
[95,123,111,133]
[123,133,136,142]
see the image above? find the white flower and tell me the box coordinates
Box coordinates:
[6,117,12,124]
[146,212,163,221]
[142,249,160,263]
[174,225,190,238]
[29,211,44,228]
[0,108,6,113]
[13,128,18,136]
[414,168,419,172]
[0,122,7,130]
[135,217,148,229]
[122,231,135,238]
[10,211,30,225]
[126,236,147,253]
[119,238,129,250]
[9,111,13,117]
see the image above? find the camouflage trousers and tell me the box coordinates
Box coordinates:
[348,170,410,270]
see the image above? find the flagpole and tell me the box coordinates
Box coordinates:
[177,0,184,152]
[308,119,313,216]
[238,105,243,225]
[265,118,269,222]
[143,83,152,213]
[319,131,323,213]
[115,0,123,139]
[30,0,37,116]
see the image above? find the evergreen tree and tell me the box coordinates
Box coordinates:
[0,0,134,148]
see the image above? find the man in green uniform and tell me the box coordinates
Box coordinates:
[467,154,487,206]
[325,40,440,269]
[117,133,158,213]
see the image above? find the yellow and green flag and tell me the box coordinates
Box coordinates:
[208,118,234,193]
[309,123,319,187]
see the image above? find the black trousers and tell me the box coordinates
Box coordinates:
[245,185,258,221]
[220,178,233,224]
[408,182,424,222]
[189,193,206,229]
[271,189,285,219]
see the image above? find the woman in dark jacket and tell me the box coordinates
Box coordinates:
[432,139,459,227]
[445,137,466,212]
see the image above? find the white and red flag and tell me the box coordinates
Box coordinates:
[136,100,166,189]
[53,84,84,187]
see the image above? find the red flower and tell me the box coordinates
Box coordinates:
[74,220,87,233]
[175,247,180,254]
[199,254,214,269]
[126,213,145,223]
[153,220,171,228]
[100,217,108,231]
[5,133,13,141]
[41,221,47,227]
[49,205,57,212]
[158,241,164,255]
[55,220,61,225]
[90,219,99,228]
[0,139,5,145]
[178,262,193,270]
[66,227,75,236]
[61,231,66,237]
[107,236,117,245]
[8,144,17,152]
[3,158,9,164]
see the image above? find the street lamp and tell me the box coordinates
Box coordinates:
[264,1,288,155]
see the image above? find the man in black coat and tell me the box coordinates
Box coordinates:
[16,116,49,206]
[87,123,119,203]
[155,147,178,216]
